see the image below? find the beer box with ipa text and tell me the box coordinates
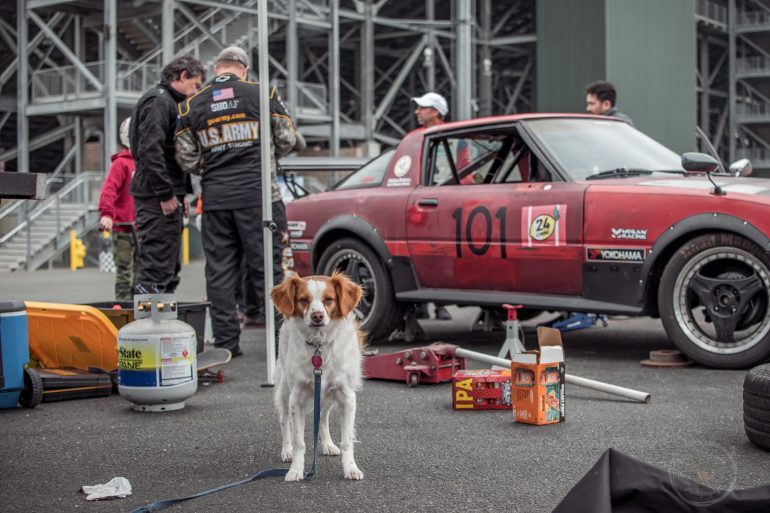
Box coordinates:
[452,369,512,410]
[511,327,565,425]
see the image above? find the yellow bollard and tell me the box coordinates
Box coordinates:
[182,227,190,266]
[70,230,86,271]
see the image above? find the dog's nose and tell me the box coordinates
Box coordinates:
[311,311,324,324]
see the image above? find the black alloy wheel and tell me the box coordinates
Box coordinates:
[317,238,404,341]
[659,233,770,368]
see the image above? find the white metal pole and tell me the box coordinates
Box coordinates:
[453,347,651,403]
[257,0,276,386]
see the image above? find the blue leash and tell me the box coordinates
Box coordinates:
[129,370,322,513]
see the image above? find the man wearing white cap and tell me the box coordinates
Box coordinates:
[175,45,296,357]
[412,92,449,129]
[411,92,453,321]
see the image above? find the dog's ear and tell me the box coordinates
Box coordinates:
[271,275,301,318]
[332,271,363,317]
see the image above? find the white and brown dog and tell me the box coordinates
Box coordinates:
[271,271,365,481]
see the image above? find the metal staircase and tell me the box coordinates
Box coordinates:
[0,172,101,272]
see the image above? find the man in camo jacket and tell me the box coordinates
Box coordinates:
[175,46,296,358]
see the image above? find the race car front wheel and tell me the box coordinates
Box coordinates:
[659,233,770,368]
[318,237,404,341]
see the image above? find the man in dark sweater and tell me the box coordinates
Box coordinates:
[130,55,205,294]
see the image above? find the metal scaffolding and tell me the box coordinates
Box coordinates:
[5,0,769,179]
[2,0,536,176]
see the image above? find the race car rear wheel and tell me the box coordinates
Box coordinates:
[659,233,770,368]
[318,237,404,341]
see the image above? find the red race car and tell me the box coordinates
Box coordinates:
[286,113,767,369]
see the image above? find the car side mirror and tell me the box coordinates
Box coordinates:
[682,152,720,174]
[728,158,752,177]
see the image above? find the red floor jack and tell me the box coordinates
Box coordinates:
[363,342,466,387]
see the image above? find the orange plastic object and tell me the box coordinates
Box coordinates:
[25,301,119,371]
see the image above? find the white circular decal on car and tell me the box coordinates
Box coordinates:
[394,155,411,177]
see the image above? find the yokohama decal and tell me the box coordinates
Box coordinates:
[521,204,567,247]
[586,247,646,263]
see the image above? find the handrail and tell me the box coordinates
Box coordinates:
[0,172,100,245]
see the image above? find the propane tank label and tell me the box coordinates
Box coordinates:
[119,333,195,387]
[118,339,159,387]
[160,334,195,386]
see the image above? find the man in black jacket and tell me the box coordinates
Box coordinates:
[175,46,296,357]
[130,55,205,294]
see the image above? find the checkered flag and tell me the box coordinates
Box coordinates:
[99,233,116,273]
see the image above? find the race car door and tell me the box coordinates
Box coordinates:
[405,127,584,295]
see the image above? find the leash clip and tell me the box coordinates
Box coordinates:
[311,348,323,374]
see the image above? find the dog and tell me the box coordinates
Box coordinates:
[271,271,365,481]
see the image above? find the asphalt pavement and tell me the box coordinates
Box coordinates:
[1,261,768,513]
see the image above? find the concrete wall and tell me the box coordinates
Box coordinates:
[537,0,696,154]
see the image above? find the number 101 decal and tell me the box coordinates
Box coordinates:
[451,204,568,257]
[451,206,508,258]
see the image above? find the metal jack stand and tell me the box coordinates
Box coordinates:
[493,304,526,369]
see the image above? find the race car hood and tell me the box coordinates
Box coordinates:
[634,175,770,196]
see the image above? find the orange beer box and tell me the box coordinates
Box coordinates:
[452,369,512,410]
[511,327,565,425]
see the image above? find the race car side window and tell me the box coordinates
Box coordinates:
[428,135,505,186]
[334,149,395,190]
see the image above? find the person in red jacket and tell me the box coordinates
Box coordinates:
[98,117,136,300]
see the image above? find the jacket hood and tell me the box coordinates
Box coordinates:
[111,149,133,162]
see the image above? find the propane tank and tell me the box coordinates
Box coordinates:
[117,294,197,412]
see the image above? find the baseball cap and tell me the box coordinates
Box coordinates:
[119,117,131,149]
[215,46,249,67]
[411,92,448,116]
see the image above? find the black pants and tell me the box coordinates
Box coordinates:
[133,196,183,294]
[203,203,286,352]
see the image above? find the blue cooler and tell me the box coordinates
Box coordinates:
[0,300,29,409]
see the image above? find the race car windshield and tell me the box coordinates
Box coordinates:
[523,118,684,181]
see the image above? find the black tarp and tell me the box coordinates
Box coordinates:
[552,448,770,512]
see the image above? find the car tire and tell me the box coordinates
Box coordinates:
[744,404,770,423]
[658,233,770,368]
[744,425,770,451]
[317,237,404,341]
[744,390,770,410]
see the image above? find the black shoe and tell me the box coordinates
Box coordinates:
[242,315,265,328]
[415,304,429,319]
[435,306,452,320]
[215,345,243,358]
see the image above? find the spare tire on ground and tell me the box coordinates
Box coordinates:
[743,364,770,451]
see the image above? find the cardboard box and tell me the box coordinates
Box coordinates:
[452,369,512,410]
[511,327,565,425]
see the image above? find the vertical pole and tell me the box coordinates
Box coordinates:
[104,0,117,171]
[479,0,492,117]
[18,0,30,269]
[329,0,340,156]
[287,0,298,117]
[162,0,175,64]
[699,35,710,150]
[182,227,189,265]
[361,0,374,155]
[728,0,736,163]
[454,0,472,121]
[425,0,436,92]
[17,0,29,175]
[257,0,277,386]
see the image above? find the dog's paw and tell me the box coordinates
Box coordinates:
[285,469,304,482]
[280,447,293,462]
[320,442,340,456]
[344,466,364,481]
